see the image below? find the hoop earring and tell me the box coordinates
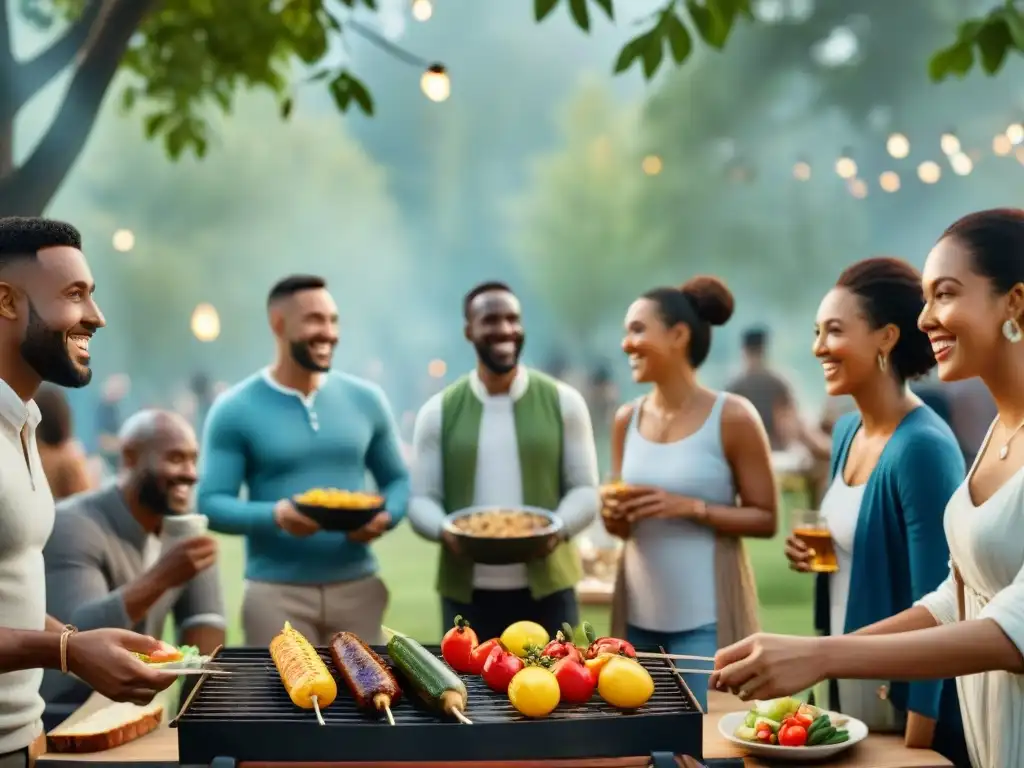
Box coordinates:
[1003,319,1023,344]
[877,352,888,372]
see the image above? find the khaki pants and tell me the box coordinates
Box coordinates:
[242,576,389,646]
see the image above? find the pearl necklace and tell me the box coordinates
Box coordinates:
[998,419,1024,460]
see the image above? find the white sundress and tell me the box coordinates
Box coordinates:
[916,421,1024,768]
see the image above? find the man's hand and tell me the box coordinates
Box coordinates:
[348,511,392,543]
[274,499,320,537]
[151,536,218,589]
[65,629,178,705]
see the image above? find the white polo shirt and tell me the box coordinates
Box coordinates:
[0,379,55,755]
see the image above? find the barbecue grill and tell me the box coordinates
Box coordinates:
[172,645,703,766]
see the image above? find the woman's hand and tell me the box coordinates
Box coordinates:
[711,633,829,702]
[601,507,631,539]
[784,534,814,572]
[617,486,702,522]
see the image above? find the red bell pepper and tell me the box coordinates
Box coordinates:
[542,623,583,663]
[580,621,636,659]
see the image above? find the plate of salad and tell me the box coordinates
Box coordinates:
[718,696,868,761]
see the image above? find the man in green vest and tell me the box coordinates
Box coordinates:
[408,282,600,641]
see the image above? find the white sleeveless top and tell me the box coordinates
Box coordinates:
[917,419,1024,768]
[621,393,735,633]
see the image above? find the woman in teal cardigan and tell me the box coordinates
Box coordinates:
[786,258,968,765]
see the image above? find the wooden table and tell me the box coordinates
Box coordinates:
[36,690,952,768]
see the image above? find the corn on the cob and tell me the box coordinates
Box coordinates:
[270,621,338,712]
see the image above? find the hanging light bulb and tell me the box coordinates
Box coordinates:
[792,160,811,181]
[191,303,221,342]
[949,152,973,176]
[835,150,857,179]
[112,229,135,252]
[420,64,450,102]
[993,134,1013,156]
[641,155,663,175]
[848,178,868,199]
[411,0,433,21]
[1006,123,1024,145]
[879,171,900,193]
[917,161,941,184]
[940,132,960,156]
[886,133,910,159]
[427,359,446,378]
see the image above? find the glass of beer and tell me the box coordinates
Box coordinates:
[791,509,838,573]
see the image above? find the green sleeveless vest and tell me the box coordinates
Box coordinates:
[437,370,583,603]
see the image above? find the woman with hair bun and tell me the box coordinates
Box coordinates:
[711,209,1024,768]
[600,276,778,710]
[785,257,967,763]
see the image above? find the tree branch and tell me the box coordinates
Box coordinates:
[13,0,105,113]
[0,0,157,215]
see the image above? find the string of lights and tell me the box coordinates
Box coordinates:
[638,121,1024,198]
[347,17,451,103]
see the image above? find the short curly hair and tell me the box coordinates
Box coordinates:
[0,217,81,265]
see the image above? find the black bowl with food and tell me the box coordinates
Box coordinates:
[292,488,386,532]
[442,506,563,565]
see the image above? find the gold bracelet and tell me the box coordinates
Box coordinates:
[59,625,78,674]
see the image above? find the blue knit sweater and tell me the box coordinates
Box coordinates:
[197,371,409,584]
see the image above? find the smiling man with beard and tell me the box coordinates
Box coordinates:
[198,275,409,646]
[0,218,178,767]
[408,281,601,640]
[40,409,224,720]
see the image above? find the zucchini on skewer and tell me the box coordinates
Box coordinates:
[383,626,472,724]
[270,621,338,725]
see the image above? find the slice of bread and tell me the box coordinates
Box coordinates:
[47,700,163,753]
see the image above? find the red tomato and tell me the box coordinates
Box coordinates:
[542,633,583,663]
[481,645,525,693]
[778,724,808,748]
[468,638,501,675]
[146,645,183,663]
[440,615,479,674]
[551,656,596,703]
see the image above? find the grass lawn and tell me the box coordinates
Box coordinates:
[206,499,815,646]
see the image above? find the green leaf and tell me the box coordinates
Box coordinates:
[360,0,377,8]
[1002,7,1024,48]
[662,11,693,64]
[120,87,137,112]
[306,68,332,83]
[165,122,188,160]
[928,42,975,81]
[591,0,614,20]
[613,31,652,74]
[280,97,294,119]
[568,0,590,31]
[143,112,167,139]
[685,0,733,49]
[328,71,374,116]
[534,0,560,22]
[641,33,665,78]
[976,16,1012,74]
[346,73,375,116]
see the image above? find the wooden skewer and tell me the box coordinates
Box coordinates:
[634,651,715,663]
[312,695,325,726]
[670,667,716,675]
[374,694,396,726]
[383,706,395,726]
[451,707,473,725]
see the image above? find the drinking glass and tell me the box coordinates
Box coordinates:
[790,509,838,573]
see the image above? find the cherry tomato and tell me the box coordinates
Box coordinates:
[440,615,479,674]
[468,638,501,674]
[778,724,808,748]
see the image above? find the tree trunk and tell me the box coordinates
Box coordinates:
[0,0,156,217]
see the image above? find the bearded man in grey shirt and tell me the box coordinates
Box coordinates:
[42,410,224,717]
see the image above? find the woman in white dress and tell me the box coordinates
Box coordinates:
[710,208,1024,768]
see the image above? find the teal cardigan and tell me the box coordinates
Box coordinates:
[813,406,964,721]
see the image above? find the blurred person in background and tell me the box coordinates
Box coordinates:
[408,281,600,640]
[600,276,777,710]
[41,410,224,727]
[726,326,795,450]
[0,217,176,767]
[34,384,94,500]
[95,373,129,470]
[198,275,408,646]
[784,258,967,763]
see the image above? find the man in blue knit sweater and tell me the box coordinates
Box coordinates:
[197,275,409,646]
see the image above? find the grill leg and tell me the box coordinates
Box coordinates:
[210,758,237,768]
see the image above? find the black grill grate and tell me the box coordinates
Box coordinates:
[174,645,703,764]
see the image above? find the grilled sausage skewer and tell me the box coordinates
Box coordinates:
[270,621,337,726]
[330,631,402,725]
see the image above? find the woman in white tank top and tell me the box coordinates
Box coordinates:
[711,208,1024,768]
[600,276,778,711]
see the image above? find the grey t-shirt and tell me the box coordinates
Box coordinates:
[726,368,793,450]
[40,484,225,706]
